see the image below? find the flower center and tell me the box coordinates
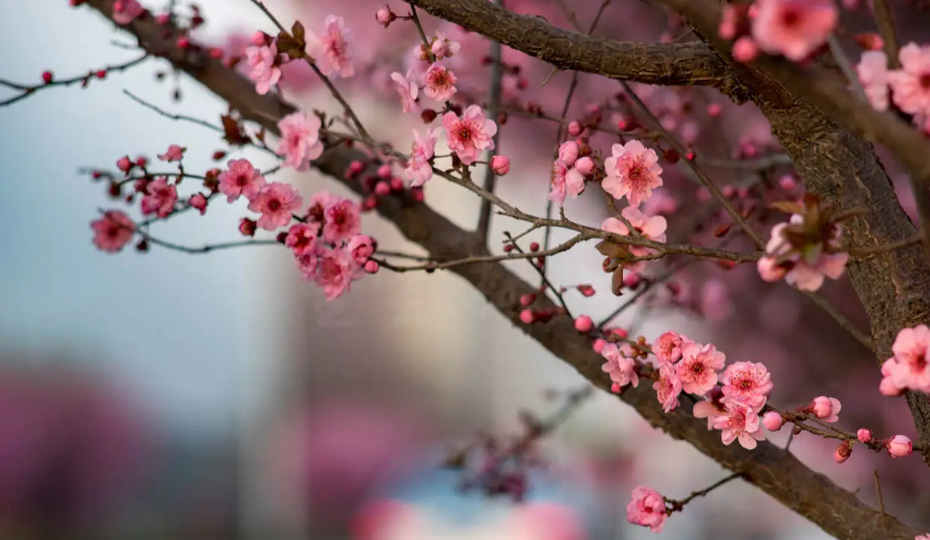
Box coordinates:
[920,73,930,89]
[691,362,705,374]
[458,126,472,142]
[739,378,753,390]
[235,174,249,186]
[267,199,282,212]
[782,9,799,27]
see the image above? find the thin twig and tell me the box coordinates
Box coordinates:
[504,232,573,317]
[619,81,765,249]
[123,89,223,132]
[667,472,742,512]
[874,470,886,517]
[476,0,505,243]
[872,0,901,69]
[803,292,875,352]
[827,35,868,104]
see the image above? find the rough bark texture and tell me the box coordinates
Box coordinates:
[78,0,926,538]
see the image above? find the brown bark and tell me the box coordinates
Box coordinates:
[77,0,926,538]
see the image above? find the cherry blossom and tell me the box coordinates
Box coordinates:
[602,139,663,208]
[652,331,689,365]
[248,182,303,231]
[626,487,667,533]
[810,396,841,423]
[441,105,497,165]
[557,141,579,166]
[422,62,458,102]
[883,324,930,393]
[886,435,913,458]
[601,343,639,390]
[714,401,765,450]
[390,71,419,113]
[285,223,319,256]
[140,176,178,218]
[653,364,682,413]
[308,15,354,78]
[857,51,890,111]
[549,160,585,205]
[347,235,375,265]
[676,341,725,396]
[600,206,667,261]
[751,0,837,62]
[405,127,440,187]
[721,361,773,411]
[157,144,185,162]
[430,32,460,60]
[888,43,930,116]
[218,158,266,202]
[322,197,362,244]
[112,0,143,25]
[762,411,784,431]
[490,155,510,175]
[277,112,324,171]
[188,193,208,215]
[315,247,358,300]
[245,43,281,95]
[757,216,848,291]
[693,387,727,430]
[91,211,135,253]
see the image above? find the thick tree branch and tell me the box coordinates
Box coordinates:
[77,1,924,538]
[404,0,746,95]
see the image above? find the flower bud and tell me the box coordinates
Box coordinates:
[574,315,593,333]
[558,141,579,166]
[886,435,913,458]
[762,411,784,431]
[574,156,595,175]
[490,155,510,176]
[856,429,873,444]
[834,441,852,464]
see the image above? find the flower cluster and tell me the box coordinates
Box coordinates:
[757,196,849,291]
[881,324,930,395]
[548,141,591,205]
[855,43,930,132]
[719,0,837,63]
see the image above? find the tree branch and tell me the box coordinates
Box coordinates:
[404,0,744,95]
[76,1,925,538]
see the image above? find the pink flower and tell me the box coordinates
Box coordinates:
[602,140,663,208]
[441,105,497,165]
[762,411,784,431]
[113,0,143,25]
[652,331,688,365]
[157,144,185,162]
[889,324,930,392]
[757,218,848,291]
[886,434,913,458]
[626,487,667,533]
[653,364,682,413]
[117,155,133,174]
[405,127,440,187]
[306,190,336,223]
[676,342,725,396]
[557,141,579,166]
[751,0,837,62]
[285,223,319,256]
[549,160,585,205]
[430,32,460,60]
[140,176,178,218]
[323,198,362,244]
[375,6,395,27]
[248,182,303,231]
[714,401,765,450]
[218,158,266,202]
[601,206,668,261]
[857,429,873,443]
[245,43,281,95]
[308,15,354,78]
[857,51,890,111]
[295,251,318,279]
[880,358,906,396]
[601,343,639,390]
[422,62,458,102]
[490,155,510,176]
[188,193,208,215]
[390,71,419,113]
[721,361,773,412]
[346,235,375,264]
[693,388,727,430]
[888,43,930,116]
[277,112,324,171]
[91,211,135,253]
[810,396,841,423]
[315,247,358,300]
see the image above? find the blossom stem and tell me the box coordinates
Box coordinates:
[666,472,742,513]
[476,0,504,243]
[872,0,901,70]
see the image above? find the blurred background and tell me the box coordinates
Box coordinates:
[1,0,930,539]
